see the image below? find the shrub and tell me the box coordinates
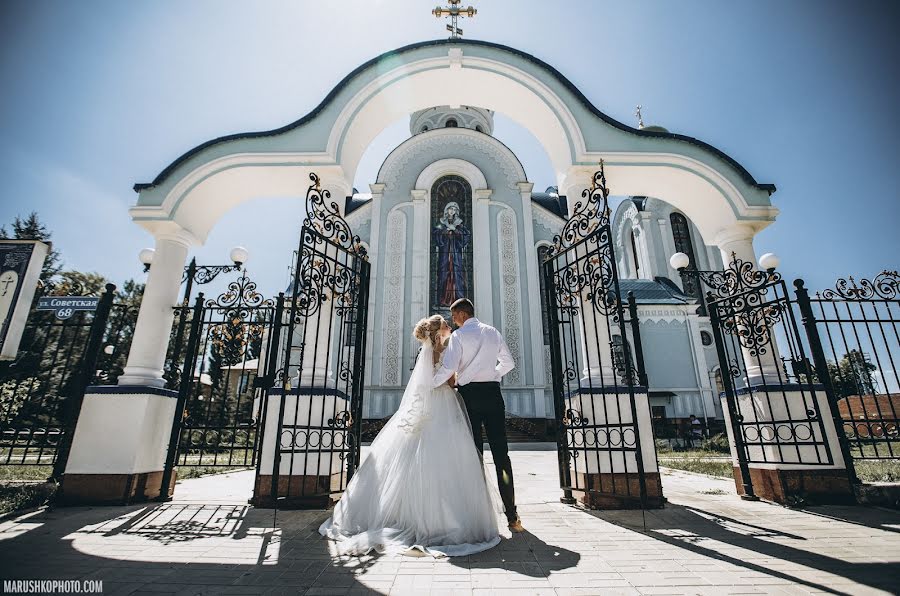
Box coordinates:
[700,433,731,454]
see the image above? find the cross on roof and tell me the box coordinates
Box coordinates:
[433,1,477,39]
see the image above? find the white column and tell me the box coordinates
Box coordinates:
[658,217,681,287]
[363,183,385,396]
[119,228,194,387]
[473,188,494,324]
[714,224,781,384]
[410,189,430,327]
[518,182,547,416]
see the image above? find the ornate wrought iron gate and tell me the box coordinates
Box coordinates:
[161,272,279,493]
[704,259,838,498]
[264,173,370,507]
[541,164,654,508]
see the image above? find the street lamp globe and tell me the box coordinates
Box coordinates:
[758,252,780,272]
[669,252,690,271]
[139,248,155,272]
[230,246,249,267]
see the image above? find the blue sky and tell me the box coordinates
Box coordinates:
[1,0,898,298]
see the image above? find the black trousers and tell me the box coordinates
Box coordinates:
[458,381,517,522]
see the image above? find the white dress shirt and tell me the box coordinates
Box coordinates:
[433,318,515,388]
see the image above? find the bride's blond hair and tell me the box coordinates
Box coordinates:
[413,315,444,349]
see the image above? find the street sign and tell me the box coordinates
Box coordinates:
[37,296,100,320]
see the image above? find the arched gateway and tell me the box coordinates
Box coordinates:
[61,38,778,508]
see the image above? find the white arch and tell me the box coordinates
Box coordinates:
[129,40,777,248]
[414,157,488,191]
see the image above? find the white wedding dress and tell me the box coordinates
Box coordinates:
[319,341,501,557]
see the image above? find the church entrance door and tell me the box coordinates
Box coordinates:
[541,164,662,509]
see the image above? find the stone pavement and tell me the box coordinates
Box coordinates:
[0,447,898,595]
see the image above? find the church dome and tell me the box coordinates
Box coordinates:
[410,105,494,136]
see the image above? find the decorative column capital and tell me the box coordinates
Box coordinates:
[155,225,200,249]
[516,181,534,195]
[411,189,428,202]
[474,189,493,202]
[368,183,386,198]
[714,224,755,247]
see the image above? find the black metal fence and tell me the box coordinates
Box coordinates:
[0,284,121,478]
[799,272,899,461]
[703,259,899,495]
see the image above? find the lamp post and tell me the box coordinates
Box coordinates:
[139,245,249,387]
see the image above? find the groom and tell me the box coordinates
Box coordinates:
[433,298,524,533]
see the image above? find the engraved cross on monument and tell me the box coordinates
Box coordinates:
[433,0,477,39]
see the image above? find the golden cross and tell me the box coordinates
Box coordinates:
[433,0,477,39]
[635,105,645,129]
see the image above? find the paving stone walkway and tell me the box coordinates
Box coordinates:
[1,447,898,595]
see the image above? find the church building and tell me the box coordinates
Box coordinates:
[344,106,724,435]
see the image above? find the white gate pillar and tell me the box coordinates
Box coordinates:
[61,225,195,504]
[119,227,195,387]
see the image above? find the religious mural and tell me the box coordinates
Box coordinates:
[430,176,473,316]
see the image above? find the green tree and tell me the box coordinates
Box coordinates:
[828,350,879,399]
[0,212,62,283]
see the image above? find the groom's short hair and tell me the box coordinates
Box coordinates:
[450,298,475,317]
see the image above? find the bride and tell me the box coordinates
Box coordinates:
[319,315,501,557]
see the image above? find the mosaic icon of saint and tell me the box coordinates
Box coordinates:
[432,201,471,307]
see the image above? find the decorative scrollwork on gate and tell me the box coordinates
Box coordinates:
[705,255,784,357]
[545,163,619,318]
[547,163,610,258]
[205,273,274,364]
[820,270,899,301]
[714,299,785,357]
[303,172,367,257]
[700,254,781,300]
[207,273,274,312]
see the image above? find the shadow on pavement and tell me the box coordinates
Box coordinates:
[592,502,900,595]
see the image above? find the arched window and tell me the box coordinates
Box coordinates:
[629,228,640,275]
[475,125,483,133]
[445,118,458,128]
[420,125,429,133]
[670,212,701,303]
[611,334,635,384]
[537,245,552,345]
[429,176,473,318]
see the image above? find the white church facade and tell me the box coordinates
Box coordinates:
[344,105,727,433]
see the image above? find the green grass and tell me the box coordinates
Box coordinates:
[175,466,251,481]
[0,482,56,516]
[0,465,54,482]
[658,457,733,478]
[853,459,900,484]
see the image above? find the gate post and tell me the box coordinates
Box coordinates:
[58,293,189,505]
